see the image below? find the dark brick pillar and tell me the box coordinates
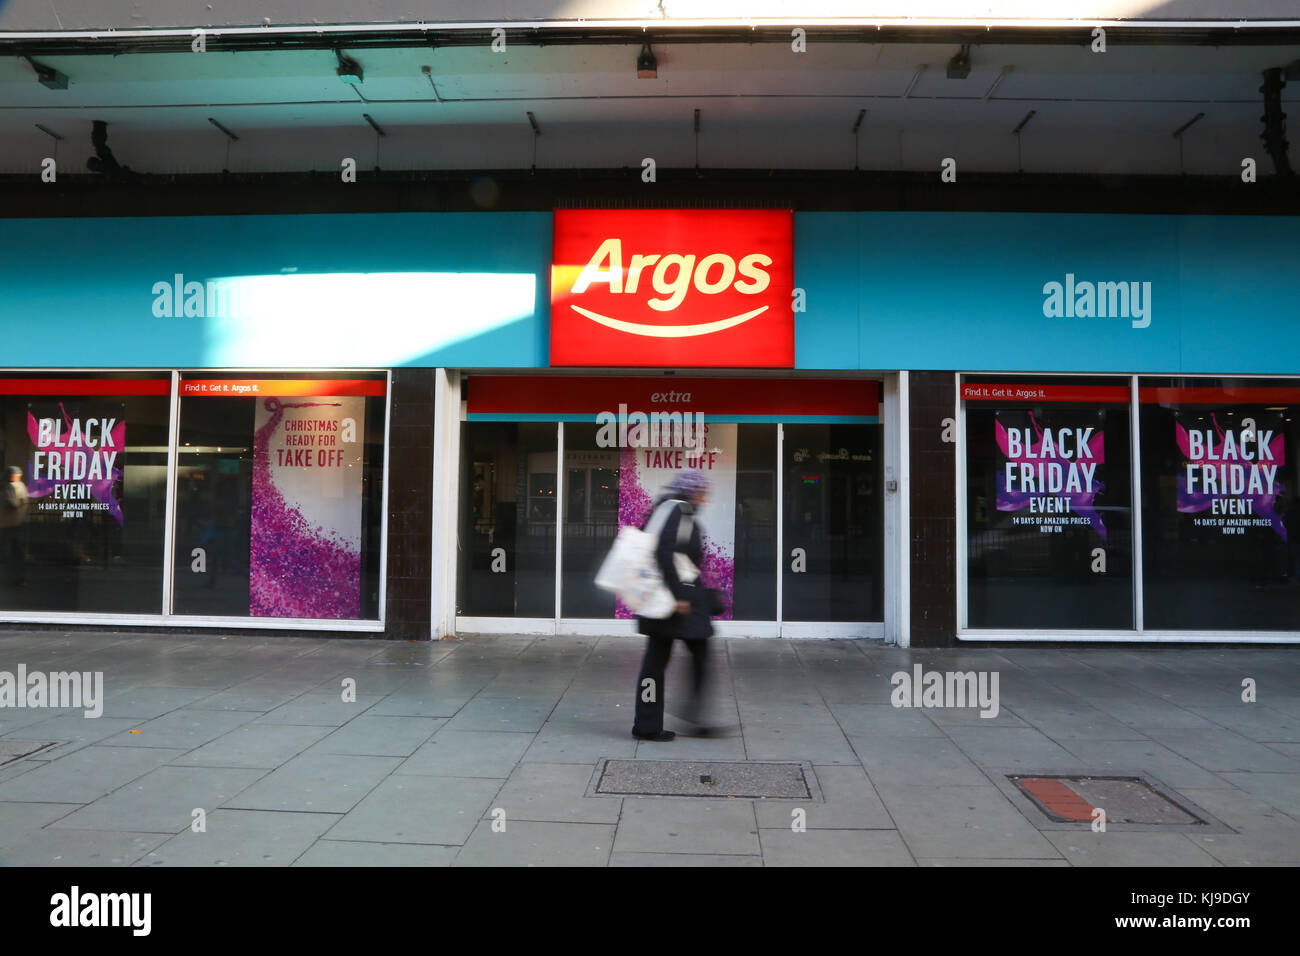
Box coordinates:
[909,371,958,646]
[383,368,435,640]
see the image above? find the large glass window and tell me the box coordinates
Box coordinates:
[963,376,1134,630]
[1140,378,1300,631]
[0,374,171,614]
[457,421,557,617]
[732,424,778,620]
[782,423,883,622]
[560,424,621,618]
[172,374,387,620]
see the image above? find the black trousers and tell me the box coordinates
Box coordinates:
[632,635,710,735]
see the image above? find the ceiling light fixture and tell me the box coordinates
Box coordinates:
[637,43,658,79]
[336,50,364,85]
[946,44,972,80]
[24,56,68,90]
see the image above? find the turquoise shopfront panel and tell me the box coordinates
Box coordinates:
[2,210,1297,374]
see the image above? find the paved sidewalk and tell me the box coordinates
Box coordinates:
[0,631,1297,866]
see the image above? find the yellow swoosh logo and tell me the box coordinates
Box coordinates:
[570,304,768,338]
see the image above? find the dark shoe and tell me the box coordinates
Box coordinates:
[681,724,732,738]
[632,730,676,741]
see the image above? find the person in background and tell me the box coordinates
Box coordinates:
[1,466,30,588]
[631,468,727,741]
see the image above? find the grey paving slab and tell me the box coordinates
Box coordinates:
[1042,830,1222,867]
[1186,705,1300,742]
[0,801,81,845]
[1006,703,1151,741]
[136,809,341,866]
[753,764,894,830]
[98,686,219,720]
[1059,739,1234,790]
[609,851,763,866]
[0,711,58,734]
[2,715,143,759]
[917,858,1072,866]
[49,765,266,834]
[441,697,558,733]
[454,820,615,866]
[921,706,1028,728]
[191,684,316,713]
[1143,727,1300,773]
[309,716,445,757]
[325,775,503,845]
[943,727,1083,771]
[171,722,336,769]
[223,753,400,813]
[1178,788,1300,866]
[368,690,473,719]
[851,735,991,787]
[828,703,946,738]
[0,744,184,804]
[397,730,532,778]
[759,828,916,866]
[522,721,638,763]
[638,731,747,760]
[100,708,260,750]
[1217,772,1300,818]
[0,828,168,866]
[1084,697,1217,730]
[613,798,760,856]
[255,693,384,727]
[875,783,1062,860]
[743,724,859,764]
[293,840,459,867]
[483,762,623,824]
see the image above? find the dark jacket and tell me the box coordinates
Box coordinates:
[635,498,714,640]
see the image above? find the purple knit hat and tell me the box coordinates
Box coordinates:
[667,468,711,501]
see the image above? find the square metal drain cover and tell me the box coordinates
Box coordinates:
[593,759,817,799]
[1010,774,1206,825]
[0,741,59,766]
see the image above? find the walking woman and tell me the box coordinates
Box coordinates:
[631,469,724,741]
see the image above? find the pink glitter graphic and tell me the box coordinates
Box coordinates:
[614,444,733,620]
[250,398,360,619]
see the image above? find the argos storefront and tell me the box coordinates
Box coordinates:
[2,209,1299,645]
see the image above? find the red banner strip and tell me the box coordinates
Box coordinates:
[0,379,170,396]
[1139,387,1300,405]
[180,379,386,397]
[468,376,880,417]
[962,384,1131,403]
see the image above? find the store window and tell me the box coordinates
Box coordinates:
[782,423,883,622]
[461,375,881,627]
[172,374,387,621]
[0,374,171,614]
[558,421,779,620]
[1140,378,1300,631]
[963,376,1134,630]
[457,421,557,617]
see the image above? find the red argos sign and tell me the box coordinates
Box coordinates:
[550,209,795,368]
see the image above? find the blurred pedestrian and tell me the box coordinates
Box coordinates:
[1,466,30,587]
[631,468,726,741]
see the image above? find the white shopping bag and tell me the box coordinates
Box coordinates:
[594,499,683,619]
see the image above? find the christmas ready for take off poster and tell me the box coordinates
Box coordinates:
[616,422,737,619]
[251,396,366,619]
